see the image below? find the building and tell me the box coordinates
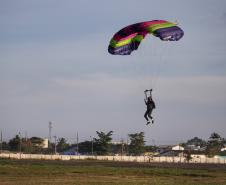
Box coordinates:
[156,145,172,154]
[155,145,184,157]
[41,138,49,149]
[221,146,226,152]
[172,145,184,151]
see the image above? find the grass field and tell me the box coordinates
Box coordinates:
[0,158,226,185]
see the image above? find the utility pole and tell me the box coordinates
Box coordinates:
[0,130,2,153]
[48,122,52,144]
[121,139,124,157]
[19,132,22,158]
[126,138,129,155]
[76,132,79,154]
[92,138,93,156]
[90,136,93,156]
[25,131,28,142]
[54,136,57,154]
[24,131,27,153]
[48,122,53,153]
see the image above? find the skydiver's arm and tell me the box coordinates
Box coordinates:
[149,89,153,97]
[144,90,148,99]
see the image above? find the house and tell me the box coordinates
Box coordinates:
[159,150,184,157]
[156,145,172,154]
[154,145,184,157]
[41,138,49,149]
[30,137,48,149]
[172,145,184,151]
[221,146,226,152]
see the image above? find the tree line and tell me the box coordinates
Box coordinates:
[0,131,225,157]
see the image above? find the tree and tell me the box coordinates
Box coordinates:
[111,140,128,156]
[144,145,157,153]
[28,137,44,153]
[209,132,222,141]
[94,131,113,155]
[206,132,224,157]
[57,138,69,152]
[2,142,9,150]
[8,135,41,153]
[77,141,91,154]
[8,135,21,151]
[184,151,192,162]
[186,137,206,147]
[128,132,145,155]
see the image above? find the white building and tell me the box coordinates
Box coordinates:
[41,138,49,148]
[172,145,184,151]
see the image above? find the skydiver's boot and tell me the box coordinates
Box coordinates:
[146,121,150,125]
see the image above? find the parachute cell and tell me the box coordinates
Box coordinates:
[108,20,184,55]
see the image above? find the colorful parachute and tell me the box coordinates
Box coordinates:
[108,20,184,55]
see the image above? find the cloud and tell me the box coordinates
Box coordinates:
[2,73,225,142]
[157,76,226,104]
[25,74,225,110]
[1,0,226,143]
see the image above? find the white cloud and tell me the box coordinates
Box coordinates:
[1,0,226,143]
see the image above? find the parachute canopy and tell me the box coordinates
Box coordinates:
[108,20,184,55]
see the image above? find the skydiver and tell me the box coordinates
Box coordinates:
[144,89,156,125]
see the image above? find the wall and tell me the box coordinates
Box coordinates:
[0,153,225,164]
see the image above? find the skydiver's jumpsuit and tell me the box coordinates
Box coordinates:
[144,97,156,121]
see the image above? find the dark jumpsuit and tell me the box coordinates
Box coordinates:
[144,97,155,121]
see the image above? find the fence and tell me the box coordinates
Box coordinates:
[0,153,225,164]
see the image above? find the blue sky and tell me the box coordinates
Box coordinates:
[0,0,226,145]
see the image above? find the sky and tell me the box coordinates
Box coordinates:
[0,0,226,145]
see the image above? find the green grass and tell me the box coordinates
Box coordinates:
[0,158,226,185]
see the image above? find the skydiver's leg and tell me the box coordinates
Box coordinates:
[147,109,153,119]
[144,110,149,121]
[144,109,151,125]
[144,109,150,125]
[148,109,154,124]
